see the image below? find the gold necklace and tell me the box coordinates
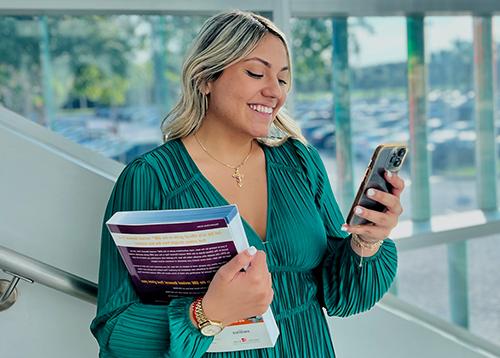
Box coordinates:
[194,134,253,188]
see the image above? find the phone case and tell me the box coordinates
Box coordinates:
[346,144,408,226]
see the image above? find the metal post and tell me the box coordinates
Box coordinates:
[332,17,354,214]
[407,15,430,222]
[272,0,295,115]
[152,16,169,110]
[39,16,55,129]
[473,16,497,211]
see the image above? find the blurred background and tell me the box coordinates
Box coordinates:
[2,15,493,216]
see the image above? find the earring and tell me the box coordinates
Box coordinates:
[203,93,209,112]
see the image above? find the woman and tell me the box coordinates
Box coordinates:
[91,10,404,357]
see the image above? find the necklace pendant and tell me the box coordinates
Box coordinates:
[232,168,244,188]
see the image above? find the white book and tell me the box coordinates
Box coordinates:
[207,307,279,353]
[106,204,279,352]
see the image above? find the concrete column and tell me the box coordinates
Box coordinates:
[407,15,431,222]
[39,16,55,129]
[332,17,354,214]
[272,0,295,114]
[473,16,497,211]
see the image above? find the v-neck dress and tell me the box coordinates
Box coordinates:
[90,138,398,358]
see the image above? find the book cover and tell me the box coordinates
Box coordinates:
[106,204,279,352]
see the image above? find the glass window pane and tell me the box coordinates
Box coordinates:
[398,244,450,320]
[291,17,410,220]
[290,17,337,188]
[290,17,333,152]
[467,235,500,345]
[426,16,476,214]
[349,17,409,219]
[398,235,500,347]
[0,15,206,163]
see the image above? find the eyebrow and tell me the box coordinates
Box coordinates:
[243,57,289,72]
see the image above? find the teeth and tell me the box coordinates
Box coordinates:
[249,104,273,114]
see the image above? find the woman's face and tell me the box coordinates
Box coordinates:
[205,34,290,139]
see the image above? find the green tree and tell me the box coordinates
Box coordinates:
[0,15,139,118]
[291,18,333,93]
[50,15,139,107]
[291,17,375,94]
[0,17,42,119]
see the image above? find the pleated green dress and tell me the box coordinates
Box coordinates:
[90,138,397,358]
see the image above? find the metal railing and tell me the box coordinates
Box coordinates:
[393,209,500,251]
[0,244,97,309]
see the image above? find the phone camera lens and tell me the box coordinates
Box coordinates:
[393,158,401,167]
[398,148,406,157]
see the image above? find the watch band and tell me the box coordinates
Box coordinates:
[193,297,224,336]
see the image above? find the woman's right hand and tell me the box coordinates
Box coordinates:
[200,246,273,325]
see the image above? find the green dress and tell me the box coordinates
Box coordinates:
[90,138,397,357]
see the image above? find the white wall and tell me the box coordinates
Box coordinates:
[0,107,122,357]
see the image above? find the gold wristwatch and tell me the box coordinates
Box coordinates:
[193,297,224,336]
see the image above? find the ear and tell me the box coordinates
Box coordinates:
[200,82,212,95]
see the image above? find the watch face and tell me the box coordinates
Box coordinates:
[200,324,223,336]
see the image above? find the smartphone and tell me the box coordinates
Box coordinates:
[346,144,408,226]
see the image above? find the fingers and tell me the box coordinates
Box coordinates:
[385,170,405,198]
[245,251,273,309]
[341,173,405,241]
[365,187,403,215]
[246,250,269,276]
[343,207,394,241]
[217,246,257,282]
[351,206,397,228]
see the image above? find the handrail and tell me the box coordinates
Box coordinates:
[0,245,97,305]
[391,209,500,251]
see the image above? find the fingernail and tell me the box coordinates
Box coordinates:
[386,170,393,178]
[355,207,363,215]
[247,246,257,256]
[367,188,375,197]
[341,225,348,231]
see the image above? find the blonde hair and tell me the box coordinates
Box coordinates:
[161,10,306,146]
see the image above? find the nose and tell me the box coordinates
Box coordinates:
[262,77,282,99]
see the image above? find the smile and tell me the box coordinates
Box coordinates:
[248,104,273,114]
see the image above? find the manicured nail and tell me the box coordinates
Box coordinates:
[355,207,363,215]
[247,246,257,256]
[386,170,393,178]
[341,225,348,231]
[367,188,375,197]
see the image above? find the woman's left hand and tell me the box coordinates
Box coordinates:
[342,170,405,244]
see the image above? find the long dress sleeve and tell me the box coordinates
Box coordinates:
[298,144,398,318]
[90,158,213,357]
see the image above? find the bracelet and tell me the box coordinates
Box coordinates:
[192,296,203,327]
[351,233,383,250]
[351,234,383,269]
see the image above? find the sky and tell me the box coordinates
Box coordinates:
[348,16,496,67]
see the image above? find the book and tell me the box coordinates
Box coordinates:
[106,204,279,352]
